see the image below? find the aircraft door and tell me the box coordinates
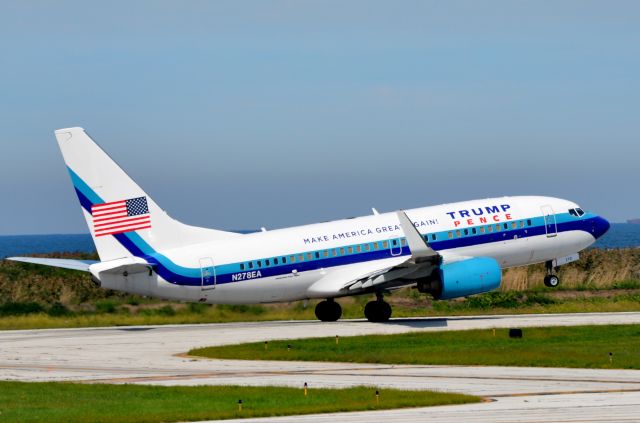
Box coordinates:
[199,257,216,291]
[541,205,558,238]
[389,237,403,256]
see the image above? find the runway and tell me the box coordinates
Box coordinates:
[2,312,640,422]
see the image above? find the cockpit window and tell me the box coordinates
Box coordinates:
[569,208,585,217]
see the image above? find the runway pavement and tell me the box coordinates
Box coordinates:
[1,312,640,422]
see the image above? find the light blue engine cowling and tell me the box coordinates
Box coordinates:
[436,257,502,300]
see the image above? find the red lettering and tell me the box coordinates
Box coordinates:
[467,219,474,225]
[505,213,512,220]
[493,215,500,222]
[454,221,461,227]
[479,217,487,224]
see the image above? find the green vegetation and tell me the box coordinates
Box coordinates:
[0,248,639,330]
[190,324,640,370]
[0,381,479,423]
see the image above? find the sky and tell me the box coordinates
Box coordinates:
[0,1,638,235]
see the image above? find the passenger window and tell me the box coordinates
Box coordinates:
[266,259,270,266]
[282,257,287,264]
[392,239,397,246]
[290,255,295,263]
[314,252,320,259]
[364,244,370,251]
[373,243,379,250]
[511,222,517,229]
[480,227,485,234]
[299,254,305,261]
[356,245,361,253]
[240,263,245,270]
[456,230,461,237]
[274,258,279,265]
[527,219,532,226]
[463,229,468,236]
[323,250,329,258]
[348,247,353,254]
[401,239,407,246]
[383,241,389,248]
[519,221,524,228]
[340,248,345,255]
[472,228,477,235]
[488,226,493,233]
[332,249,337,257]
[496,224,501,231]
[503,223,508,230]
[431,234,437,241]
[448,231,453,239]
[257,260,262,268]
[248,262,254,269]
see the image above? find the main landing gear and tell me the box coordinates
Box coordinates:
[544,260,560,288]
[364,293,392,322]
[315,299,342,322]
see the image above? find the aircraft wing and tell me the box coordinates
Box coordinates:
[6,257,98,272]
[307,210,442,297]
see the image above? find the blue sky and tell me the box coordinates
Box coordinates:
[0,1,638,234]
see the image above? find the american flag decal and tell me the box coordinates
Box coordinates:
[92,197,152,237]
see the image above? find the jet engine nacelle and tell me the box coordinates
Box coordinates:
[417,257,502,300]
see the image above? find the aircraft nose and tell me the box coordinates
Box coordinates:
[591,215,610,239]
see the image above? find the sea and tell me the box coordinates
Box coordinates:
[0,224,638,259]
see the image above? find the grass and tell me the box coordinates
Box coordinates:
[0,382,480,423]
[0,293,639,330]
[190,324,640,370]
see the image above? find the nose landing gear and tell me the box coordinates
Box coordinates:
[544,260,560,288]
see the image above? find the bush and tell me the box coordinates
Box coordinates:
[524,293,556,306]
[187,303,209,314]
[218,304,266,315]
[48,302,72,317]
[95,300,117,314]
[0,302,45,316]
[465,292,523,309]
[157,305,176,316]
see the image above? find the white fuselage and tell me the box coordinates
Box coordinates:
[94,195,602,304]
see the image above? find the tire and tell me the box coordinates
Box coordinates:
[364,301,392,322]
[315,300,341,322]
[364,301,379,322]
[544,275,560,288]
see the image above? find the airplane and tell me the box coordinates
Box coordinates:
[8,127,611,322]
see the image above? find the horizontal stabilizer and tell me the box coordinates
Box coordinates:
[6,257,98,272]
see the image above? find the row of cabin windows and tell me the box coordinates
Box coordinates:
[238,219,536,270]
[239,238,408,271]
[447,219,533,239]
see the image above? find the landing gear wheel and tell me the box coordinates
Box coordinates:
[544,275,560,288]
[364,300,392,322]
[315,299,342,322]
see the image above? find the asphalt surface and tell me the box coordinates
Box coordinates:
[2,312,640,422]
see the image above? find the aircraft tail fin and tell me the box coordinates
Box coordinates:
[55,127,240,262]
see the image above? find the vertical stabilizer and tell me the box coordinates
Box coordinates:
[55,127,240,261]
